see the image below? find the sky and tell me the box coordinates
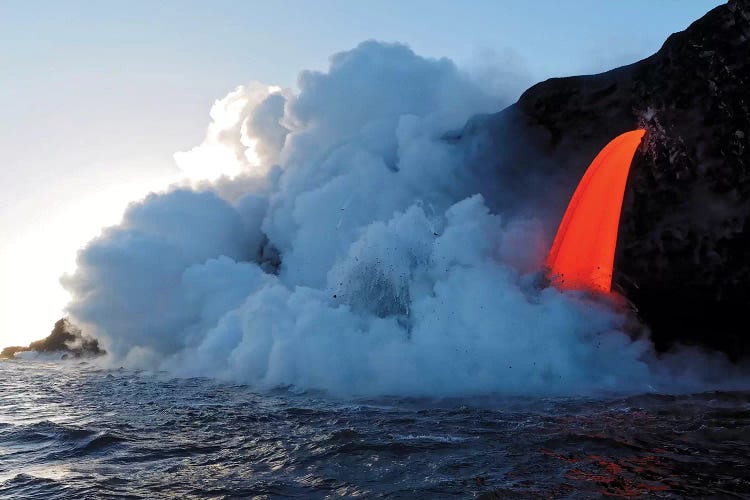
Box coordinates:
[0,0,724,348]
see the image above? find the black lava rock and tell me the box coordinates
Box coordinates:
[1,318,105,359]
[457,0,750,357]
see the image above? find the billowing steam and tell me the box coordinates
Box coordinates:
[62,41,745,396]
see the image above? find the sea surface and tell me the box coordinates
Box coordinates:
[1,361,749,499]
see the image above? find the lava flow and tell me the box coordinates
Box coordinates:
[546,129,646,293]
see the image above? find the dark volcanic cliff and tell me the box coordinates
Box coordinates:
[458,0,750,356]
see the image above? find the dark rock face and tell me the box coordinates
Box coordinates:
[0,318,104,359]
[458,0,750,357]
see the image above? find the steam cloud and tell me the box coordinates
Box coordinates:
[63,41,745,396]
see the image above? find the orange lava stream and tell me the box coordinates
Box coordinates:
[546,129,646,293]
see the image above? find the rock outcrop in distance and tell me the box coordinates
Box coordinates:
[456,0,750,357]
[1,318,105,360]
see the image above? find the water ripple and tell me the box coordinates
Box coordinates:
[1,361,749,498]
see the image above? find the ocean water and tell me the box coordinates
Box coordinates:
[1,361,749,499]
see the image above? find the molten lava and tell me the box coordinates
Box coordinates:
[546,129,646,293]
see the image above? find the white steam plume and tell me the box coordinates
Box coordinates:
[63,41,746,396]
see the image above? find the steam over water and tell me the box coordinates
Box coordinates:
[5,37,750,500]
[59,41,748,397]
[2,361,750,498]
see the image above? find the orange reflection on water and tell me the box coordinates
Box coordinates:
[541,447,673,497]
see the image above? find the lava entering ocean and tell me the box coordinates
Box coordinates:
[546,129,646,293]
[62,42,746,397]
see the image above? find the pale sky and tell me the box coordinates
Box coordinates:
[0,0,723,348]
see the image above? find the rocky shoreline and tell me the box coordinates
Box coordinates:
[1,318,104,360]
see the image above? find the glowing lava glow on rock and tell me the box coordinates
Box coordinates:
[546,129,646,293]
